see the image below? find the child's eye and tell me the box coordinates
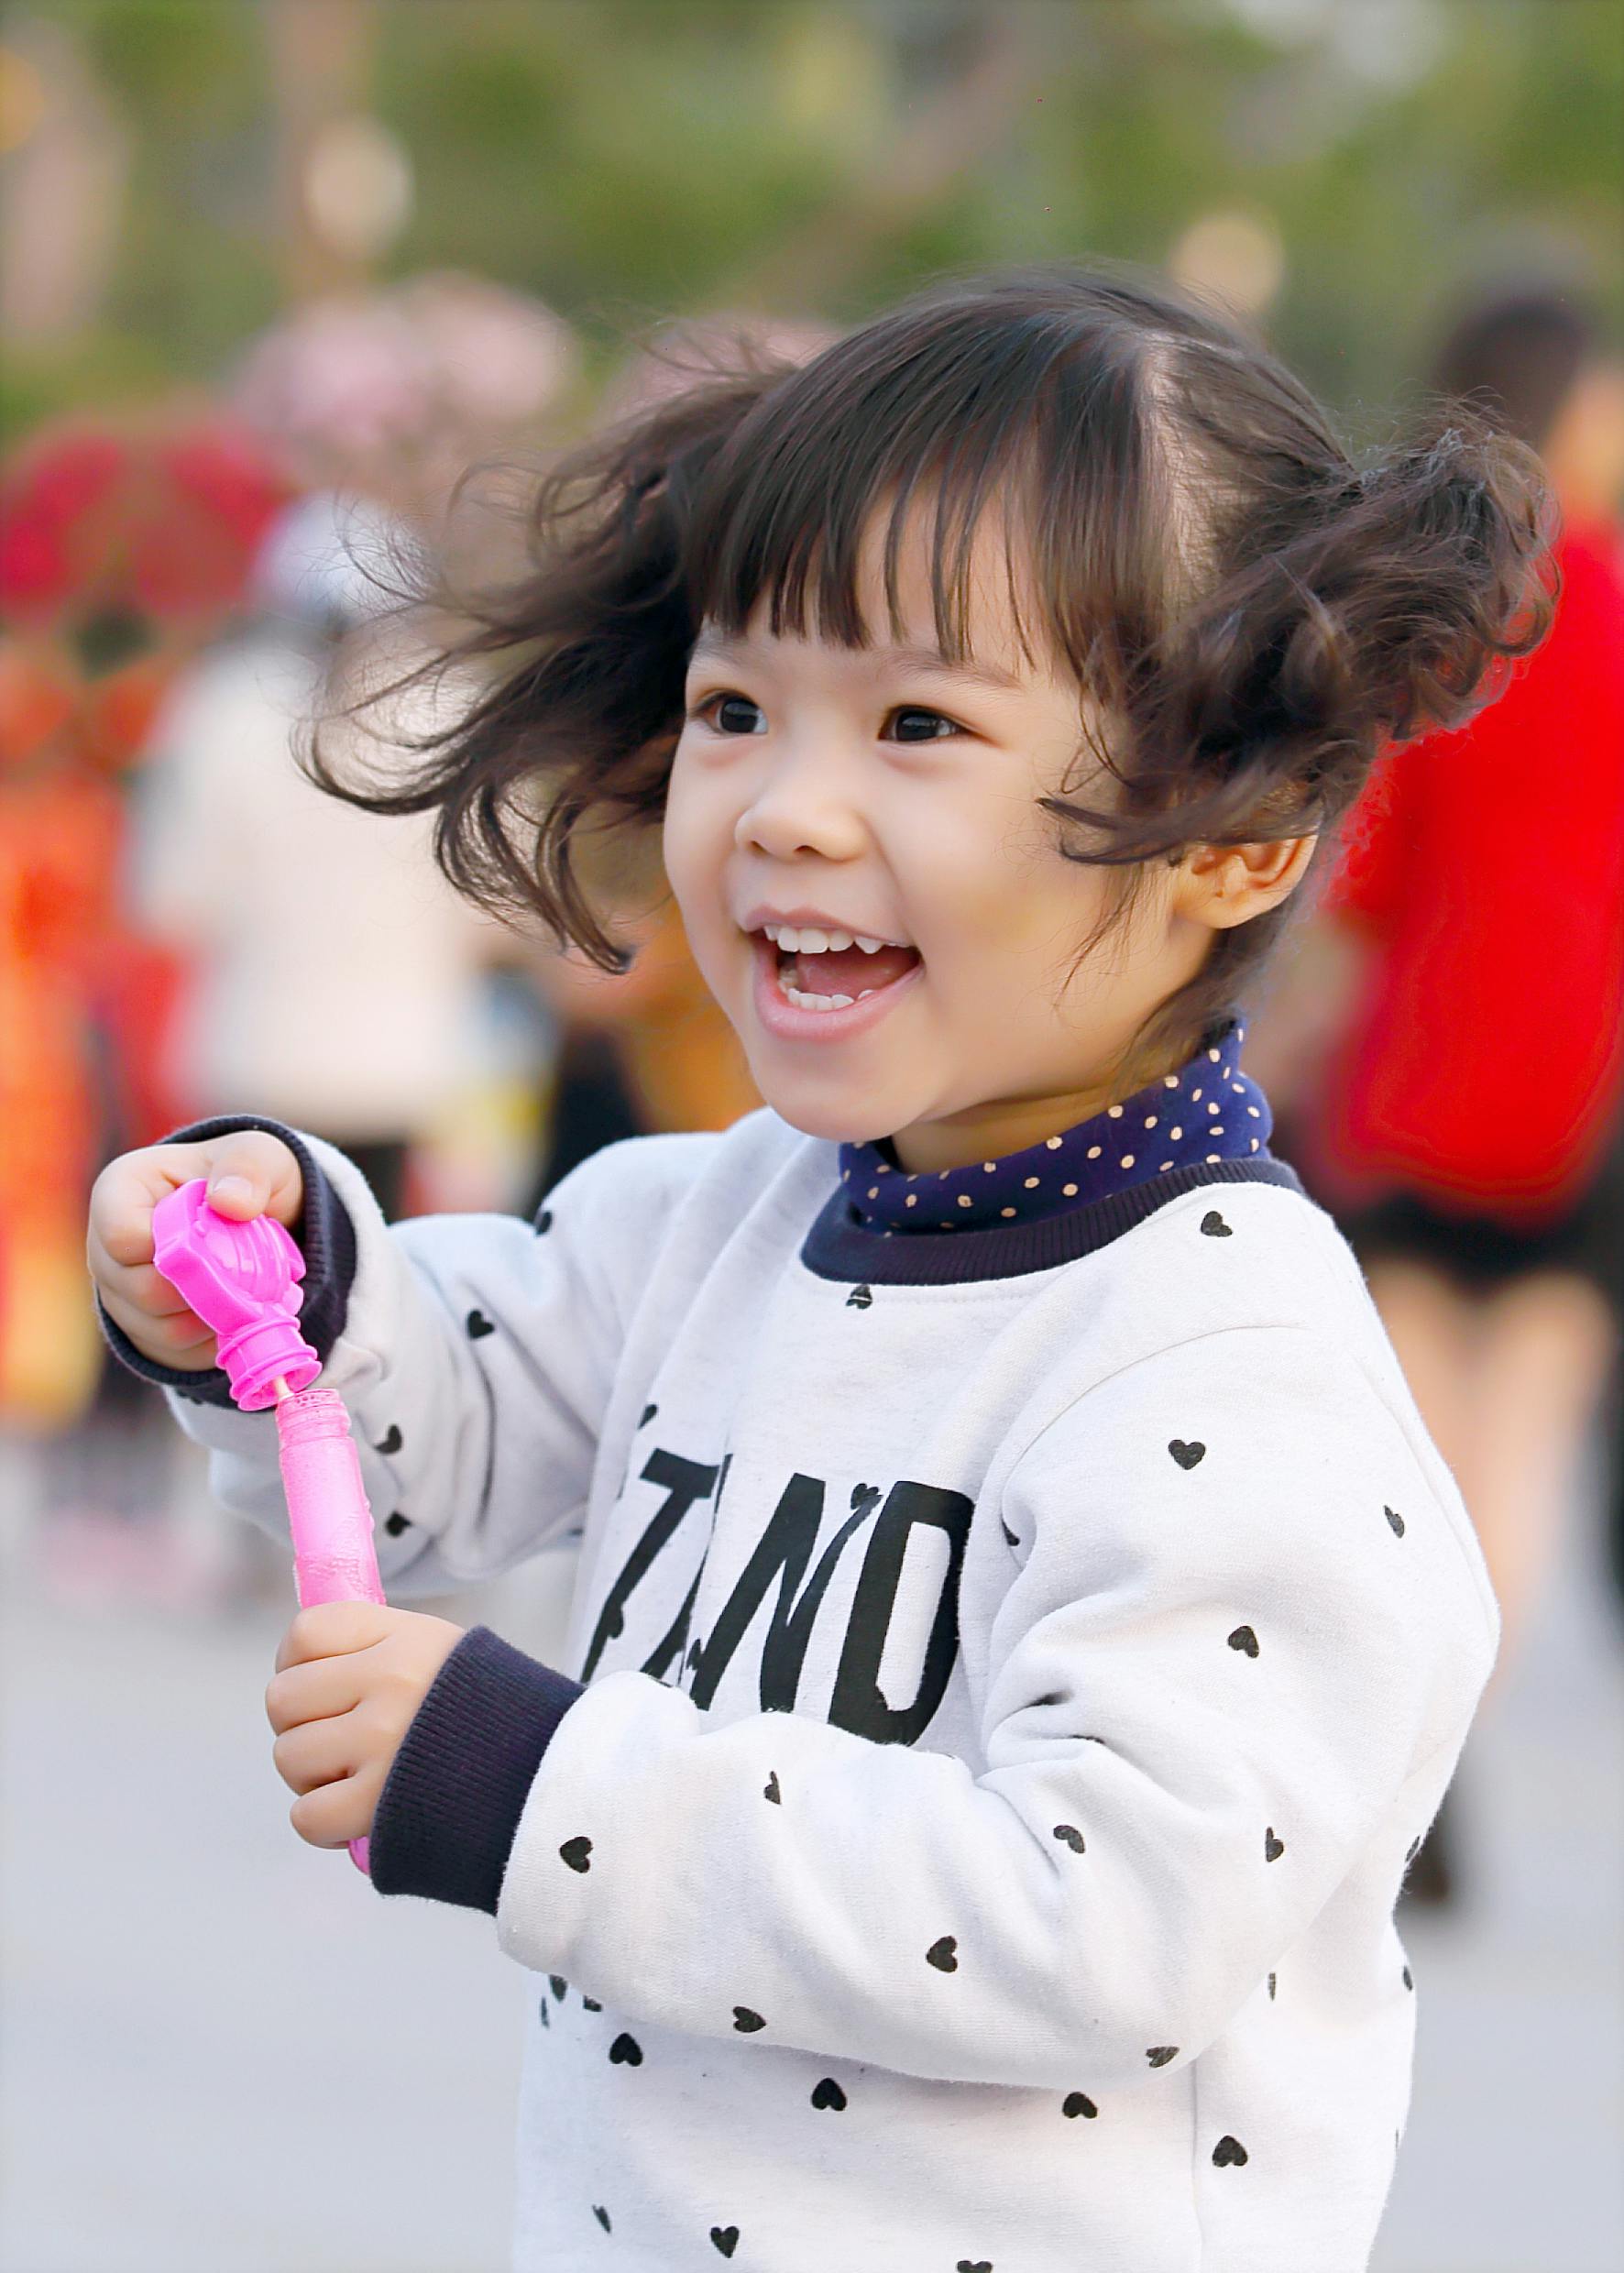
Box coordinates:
[690,693,766,734]
[686,692,963,742]
[890,704,967,741]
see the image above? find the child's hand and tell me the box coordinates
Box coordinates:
[87,1131,304,1371]
[266,1601,466,1850]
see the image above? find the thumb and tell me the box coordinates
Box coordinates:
[202,1132,303,1228]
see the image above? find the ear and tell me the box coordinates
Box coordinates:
[1172,834,1318,933]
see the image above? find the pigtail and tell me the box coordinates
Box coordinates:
[303,351,795,967]
[1047,401,1559,868]
[1039,397,1559,1094]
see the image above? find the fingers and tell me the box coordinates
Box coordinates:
[274,1599,393,1673]
[269,1684,384,1850]
[89,1132,304,1273]
[288,1757,384,1850]
[271,1710,368,1796]
[265,1645,370,1731]
[98,1283,218,1367]
[87,1133,305,1367]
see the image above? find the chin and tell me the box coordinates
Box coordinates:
[753,1086,894,1154]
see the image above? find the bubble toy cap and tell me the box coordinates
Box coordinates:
[151,1179,320,1409]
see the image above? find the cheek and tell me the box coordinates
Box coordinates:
[661,760,723,928]
[915,801,1062,961]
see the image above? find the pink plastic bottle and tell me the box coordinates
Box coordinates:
[151,1179,385,1874]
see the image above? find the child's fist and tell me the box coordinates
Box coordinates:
[87,1131,304,1371]
[266,1601,466,1850]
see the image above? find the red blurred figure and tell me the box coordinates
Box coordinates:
[0,412,288,1426]
[1252,288,1624,1901]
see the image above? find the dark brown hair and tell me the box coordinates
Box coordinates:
[309,260,1557,1091]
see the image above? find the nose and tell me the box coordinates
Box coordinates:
[733,741,868,864]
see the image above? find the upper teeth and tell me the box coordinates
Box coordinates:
[763,924,896,953]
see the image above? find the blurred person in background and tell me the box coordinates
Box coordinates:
[1247,285,1624,1905]
[40,278,580,1613]
[0,414,287,1437]
[0,414,288,1610]
[127,489,502,1224]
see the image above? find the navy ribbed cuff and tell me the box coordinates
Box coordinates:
[369,1625,586,1913]
[95,1115,358,1409]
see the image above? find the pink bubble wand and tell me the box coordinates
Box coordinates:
[151,1179,384,1875]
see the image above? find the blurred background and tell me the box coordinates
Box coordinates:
[1,3,1620,2269]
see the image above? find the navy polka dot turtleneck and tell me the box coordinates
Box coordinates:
[837,1017,1271,1235]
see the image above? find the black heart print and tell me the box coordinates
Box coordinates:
[1200,1211,1233,1237]
[592,2204,610,2233]
[581,1997,602,2012]
[1169,1439,1206,1469]
[639,1402,658,1427]
[1213,2135,1248,2166]
[810,2077,846,2111]
[534,1210,554,1235]
[1227,1625,1259,1656]
[927,1936,959,1972]
[1062,2091,1098,2119]
[1052,1824,1085,1854]
[466,1309,496,1340]
[1265,1828,1285,1861]
[763,1771,781,1805]
[549,1975,566,2001]
[1386,1505,1406,1537]
[710,2227,739,2257]
[850,1482,881,1517]
[384,1511,410,1536]
[845,1283,873,1309]
[609,2032,642,2066]
[1001,1521,1019,1547]
[732,2006,766,2033]
[560,1836,592,1873]
[373,1424,403,1455]
[956,2260,992,2271]
[1146,2046,1179,2068]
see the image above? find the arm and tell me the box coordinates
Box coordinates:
[435,1326,1494,2090]
[107,1119,714,1598]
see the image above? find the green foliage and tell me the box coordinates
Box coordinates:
[17,0,1623,431]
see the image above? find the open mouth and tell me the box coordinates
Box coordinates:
[760,921,923,1013]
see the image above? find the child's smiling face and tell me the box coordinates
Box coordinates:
[664,498,1228,1172]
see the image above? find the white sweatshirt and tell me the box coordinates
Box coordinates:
[155,1104,1498,2273]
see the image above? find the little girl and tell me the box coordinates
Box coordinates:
[93,263,1553,2272]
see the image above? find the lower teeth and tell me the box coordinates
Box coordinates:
[783,983,874,1012]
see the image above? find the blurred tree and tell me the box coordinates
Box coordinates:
[1,0,1619,444]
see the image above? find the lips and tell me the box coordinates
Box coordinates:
[738,906,912,948]
[749,930,923,1042]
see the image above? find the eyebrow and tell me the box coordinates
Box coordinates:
[686,632,1027,697]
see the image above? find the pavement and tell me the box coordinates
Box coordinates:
[1,1420,1619,2273]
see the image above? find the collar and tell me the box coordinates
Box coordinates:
[835,1017,1270,1235]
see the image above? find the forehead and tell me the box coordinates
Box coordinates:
[694,487,1059,688]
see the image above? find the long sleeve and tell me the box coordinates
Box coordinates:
[147,1124,720,1598]
[490,1322,1497,2092]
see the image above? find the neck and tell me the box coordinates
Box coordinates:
[887,1050,1187,1176]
